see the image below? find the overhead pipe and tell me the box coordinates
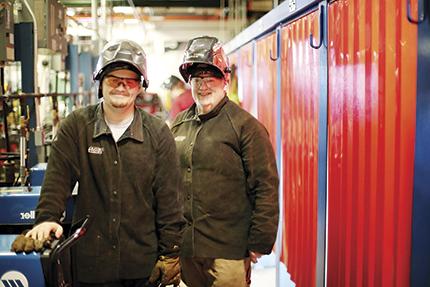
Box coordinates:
[91,0,99,53]
[220,0,226,40]
[241,0,247,33]
[127,0,147,43]
[100,0,107,46]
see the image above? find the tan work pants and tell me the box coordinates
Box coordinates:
[181,257,250,287]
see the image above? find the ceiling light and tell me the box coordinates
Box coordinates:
[66,8,76,17]
[112,6,133,14]
[123,18,139,24]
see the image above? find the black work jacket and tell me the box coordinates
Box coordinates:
[35,104,184,283]
[171,97,279,259]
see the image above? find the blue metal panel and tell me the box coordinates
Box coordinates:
[316,2,328,287]
[14,23,37,168]
[0,235,45,286]
[0,186,74,225]
[78,52,93,106]
[273,26,283,287]
[224,0,322,54]
[30,163,47,186]
[411,16,430,287]
[0,186,41,225]
[92,55,98,73]
[66,44,79,114]
[78,52,93,91]
[67,44,79,94]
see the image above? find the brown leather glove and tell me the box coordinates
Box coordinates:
[10,232,52,253]
[148,256,181,287]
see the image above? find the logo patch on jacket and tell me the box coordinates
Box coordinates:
[174,136,186,142]
[88,146,104,154]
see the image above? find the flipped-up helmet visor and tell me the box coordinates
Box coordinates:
[179,36,231,83]
[184,37,219,63]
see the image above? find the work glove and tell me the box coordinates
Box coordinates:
[10,231,53,253]
[148,256,181,287]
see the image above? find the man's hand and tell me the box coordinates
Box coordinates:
[10,222,63,253]
[148,256,181,287]
[26,222,63,240]
[249,251,263,264]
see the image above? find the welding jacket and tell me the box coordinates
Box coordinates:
[35,103,184,283]
[171,96,279,259]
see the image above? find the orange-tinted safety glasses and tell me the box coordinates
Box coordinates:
[104,75,141,89]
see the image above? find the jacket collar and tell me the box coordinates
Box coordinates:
[93,103,144,142]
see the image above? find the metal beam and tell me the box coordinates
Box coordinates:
[61,0,222,8]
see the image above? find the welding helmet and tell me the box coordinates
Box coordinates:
[162,75,183,90]
[179,36,231,83]
[93,40,148,97]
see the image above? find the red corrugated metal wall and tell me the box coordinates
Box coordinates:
[327,0,417,286]
[256,32,278,148]
[280,10,320,287]
[238,42,255,112]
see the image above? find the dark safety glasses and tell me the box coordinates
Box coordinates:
[104,75,141,89]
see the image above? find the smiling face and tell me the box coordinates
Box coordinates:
[101,69,141,110]
[190,70,226,114]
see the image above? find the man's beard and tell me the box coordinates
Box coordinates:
[194,90,224,114]
[109,92,132,108]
